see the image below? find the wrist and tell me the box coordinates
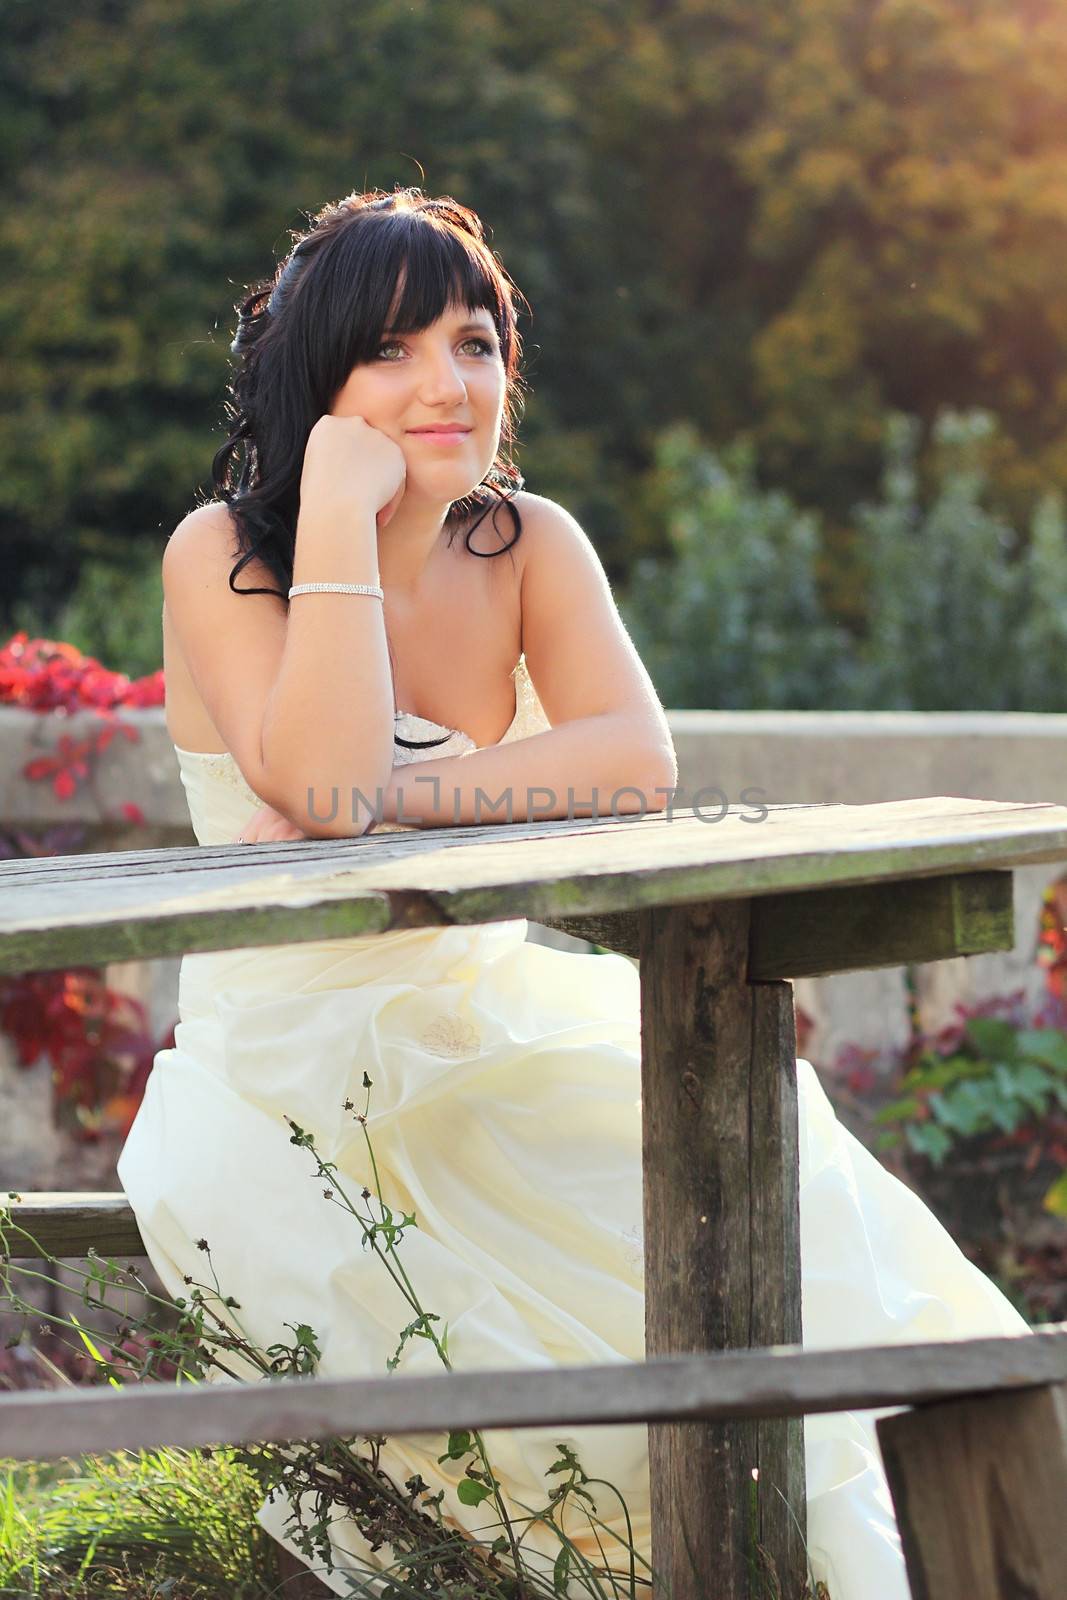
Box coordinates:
[296,499,379,543]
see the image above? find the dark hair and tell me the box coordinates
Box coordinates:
[209,186,531,748]
[212,185,528,590]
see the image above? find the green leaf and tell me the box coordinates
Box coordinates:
[70,1313,122,1389]
[457,1477,494,1506]
[553,1545,572,1594]
[928,1086,979,1136]
[902,1052,988,1090]
[963,1016,1019,1063]
[873,1097,923,1124]
[437,1430,471,1463]
[905,1122,954,1165]
[1010,1061,1056,1115]
[1043,1170,1067,1216]
[1017,1029,1067,1075]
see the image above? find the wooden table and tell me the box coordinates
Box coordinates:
[4,794,1067,1599]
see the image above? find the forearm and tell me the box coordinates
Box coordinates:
[380,713,679,828]
[260,505,395,828]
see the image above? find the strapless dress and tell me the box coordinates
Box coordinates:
[118,652,1030,1598]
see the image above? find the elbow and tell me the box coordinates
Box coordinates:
[272,763,394,840]
[611,737,677,816]
[640,742,678,814]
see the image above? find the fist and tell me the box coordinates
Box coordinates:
[234,803,309,845]
[301,413,407,527]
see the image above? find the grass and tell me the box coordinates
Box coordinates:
[0,1446,288,1598]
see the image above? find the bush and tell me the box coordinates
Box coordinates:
[621,409,1067,711]
[619,421,852,710]
[9,550,163,682]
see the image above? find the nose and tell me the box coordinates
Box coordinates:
[418,344,468,407]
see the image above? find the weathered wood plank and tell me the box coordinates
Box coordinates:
[540,911,643,955]
[2,1193,145,1258]
[877,1381,1067,1600]
[543,869,1015,977]
[749,977,806,1592]
[638,900,804,1600]
[2,799,1066,975]
[1,1326,1063,1464]
[0,893,395,975]
[747,869,1015,979]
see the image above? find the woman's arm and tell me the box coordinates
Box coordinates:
[379,494,677,830]
[381,711,676,827]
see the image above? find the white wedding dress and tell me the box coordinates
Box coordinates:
[118,654,1030,1599]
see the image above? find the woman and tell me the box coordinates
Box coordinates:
[118,187,1029,1599]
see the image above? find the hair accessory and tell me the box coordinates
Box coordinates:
[288,582,384,599]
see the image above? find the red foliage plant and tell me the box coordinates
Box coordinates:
[0,631,162,807]
[0,633,171,1140]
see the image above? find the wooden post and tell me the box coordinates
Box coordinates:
[638,900,806,1600]
[877,1382,1067,1599]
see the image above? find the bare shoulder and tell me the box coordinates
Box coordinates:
[511,491,616,618]
[162,502,290,627]
[163,501,268,587]
[161,500,291,798]
[510,490,608,581]
[511,488,588,536]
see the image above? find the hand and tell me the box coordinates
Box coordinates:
[300,413,407,530]
[234,803,309,845]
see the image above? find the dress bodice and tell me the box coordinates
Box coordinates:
[172,652,549,846]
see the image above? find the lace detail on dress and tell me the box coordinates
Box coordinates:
[418,1011,484,1057]
[392,718,475,765]
[182,749,264,808]
[393,653,544,760]
[621,1219,644,1273]
[502,653,547,744]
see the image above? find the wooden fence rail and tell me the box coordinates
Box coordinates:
[6,798,1067,1598]
[2,1313,1064,1461]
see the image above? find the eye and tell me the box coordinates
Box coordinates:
[459,336,497,357]
[373,334,498,362]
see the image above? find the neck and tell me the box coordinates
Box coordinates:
[377,487,455,593]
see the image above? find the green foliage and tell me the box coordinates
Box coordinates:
[8,0,1067,622]
[874,1013,1067,1214]
[620,408,1067,710]
[619,421,852,709]
[853,411,1067,710]
[0,1447,280,1596]
[9,549,164,679]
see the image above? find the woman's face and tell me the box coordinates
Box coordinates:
[330,296,506,505]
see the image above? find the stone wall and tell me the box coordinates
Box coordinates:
[3,704,1066,1189]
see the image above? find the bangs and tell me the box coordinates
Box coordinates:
[385,220,505,335]
[328,210,509,383]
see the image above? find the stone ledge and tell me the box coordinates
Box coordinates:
[2,704,1064,834]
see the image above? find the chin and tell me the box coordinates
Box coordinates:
[407,462,492,502]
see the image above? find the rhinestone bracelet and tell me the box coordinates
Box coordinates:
[288,581,384,599]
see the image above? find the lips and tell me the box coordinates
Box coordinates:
[407,425,473,434]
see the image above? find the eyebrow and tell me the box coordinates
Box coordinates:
[382,318,497,338]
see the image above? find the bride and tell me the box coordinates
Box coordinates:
[118,186,1030,1599]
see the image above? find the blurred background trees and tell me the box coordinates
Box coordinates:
[4,0,1067,703]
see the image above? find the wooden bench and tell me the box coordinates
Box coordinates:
[4,794,1067,1599]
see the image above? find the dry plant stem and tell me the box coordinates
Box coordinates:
[0,1081,661,1599]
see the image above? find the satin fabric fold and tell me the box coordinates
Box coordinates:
[119,726,1031,1598]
